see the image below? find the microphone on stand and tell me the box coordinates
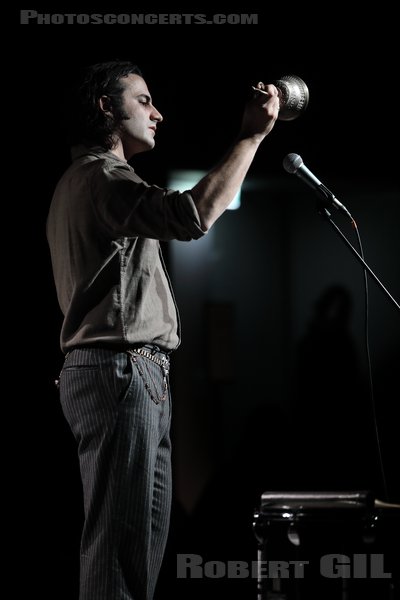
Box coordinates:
[283,153,353,220]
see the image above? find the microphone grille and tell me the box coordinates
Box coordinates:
[283,153,303,174]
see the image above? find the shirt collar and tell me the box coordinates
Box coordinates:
[70,144,127,164]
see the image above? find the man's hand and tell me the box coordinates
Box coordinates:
[239,82,280,142]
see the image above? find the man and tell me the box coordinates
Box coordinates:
[46,60,279,600]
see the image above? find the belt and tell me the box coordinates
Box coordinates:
[128,344,170,367]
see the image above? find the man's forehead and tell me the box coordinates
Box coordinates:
[122,73,149,95]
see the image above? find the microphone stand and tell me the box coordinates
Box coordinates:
[318,205,400,312]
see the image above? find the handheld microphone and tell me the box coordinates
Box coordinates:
[283,153,352,219]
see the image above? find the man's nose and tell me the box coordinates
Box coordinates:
[152,107,163,122]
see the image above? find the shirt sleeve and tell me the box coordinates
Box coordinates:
[91,160,206,241]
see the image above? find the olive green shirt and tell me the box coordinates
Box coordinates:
[47,146,205,353]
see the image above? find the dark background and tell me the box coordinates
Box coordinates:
[16,7,399,599]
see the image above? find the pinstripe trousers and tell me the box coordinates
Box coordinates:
[59,347,172,600]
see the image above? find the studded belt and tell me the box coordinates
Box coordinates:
[128,345,170,368]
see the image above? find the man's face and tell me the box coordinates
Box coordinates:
[117,74,163,156]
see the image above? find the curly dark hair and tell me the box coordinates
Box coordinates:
[67,60,143,149]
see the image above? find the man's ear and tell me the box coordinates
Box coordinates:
[99,95,113,116]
